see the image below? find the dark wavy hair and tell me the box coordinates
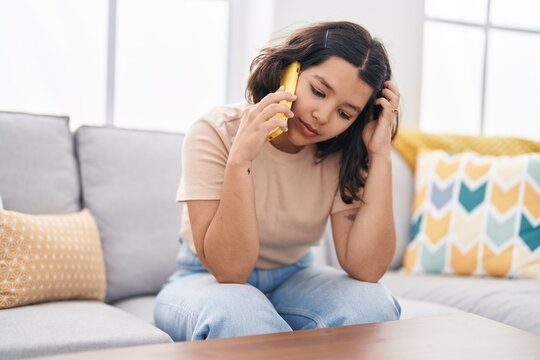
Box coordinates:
[246,21,399,204]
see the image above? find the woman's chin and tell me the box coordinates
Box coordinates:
[286,131,308,146]
[287,131,320,146]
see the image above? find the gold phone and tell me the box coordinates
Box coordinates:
[265,61,301,142]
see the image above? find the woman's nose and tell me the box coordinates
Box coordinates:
[312,107,330,125]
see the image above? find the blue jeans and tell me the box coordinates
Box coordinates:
[154,241,401,341]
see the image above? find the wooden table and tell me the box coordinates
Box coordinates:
[41,314,540,360]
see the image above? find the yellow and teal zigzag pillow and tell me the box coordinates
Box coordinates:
[404,150,540,278]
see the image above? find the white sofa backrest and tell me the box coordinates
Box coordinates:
[390,148,414,269]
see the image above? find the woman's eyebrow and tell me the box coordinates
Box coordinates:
[313,75,363,113]
[314,75,334,92]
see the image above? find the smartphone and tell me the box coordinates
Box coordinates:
[265,61,301,142]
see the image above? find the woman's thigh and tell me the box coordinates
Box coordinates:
[154,273,292,341]
[268,265,401,330]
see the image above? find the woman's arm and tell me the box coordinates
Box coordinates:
[330,153,395,282]
[188,159,259,284]
[331,80,400,283]
[188,90,295,284]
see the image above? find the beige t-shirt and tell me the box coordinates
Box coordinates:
[176,103,361,268]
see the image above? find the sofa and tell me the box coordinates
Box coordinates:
[0,111,539,359]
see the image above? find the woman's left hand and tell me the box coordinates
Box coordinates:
[362,80,400,159]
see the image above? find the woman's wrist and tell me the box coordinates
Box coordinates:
[226,154,252,170]
[368,150,392,164]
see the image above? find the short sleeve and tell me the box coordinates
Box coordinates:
[330,186,362,214]
[176,120,229,202]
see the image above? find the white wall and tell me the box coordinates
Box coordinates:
[226,0,275,105]
[228,0,425,129]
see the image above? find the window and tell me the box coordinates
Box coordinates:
[114,0,229,133]
[420,0,540,140]
[0,0,109,129]
[0,0,229,133]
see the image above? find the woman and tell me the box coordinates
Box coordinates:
[155,21,401,341]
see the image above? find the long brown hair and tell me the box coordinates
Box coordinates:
[246,21,398,204]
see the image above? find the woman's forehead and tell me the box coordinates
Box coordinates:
[305,56,373,108]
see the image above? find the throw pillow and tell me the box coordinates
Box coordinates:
[0,209,106,309]
[392,128,540,171]
[404,150,540,278]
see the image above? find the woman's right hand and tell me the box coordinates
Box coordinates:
[228,88,296,166]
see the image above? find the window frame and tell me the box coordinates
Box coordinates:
[423,0,540,138]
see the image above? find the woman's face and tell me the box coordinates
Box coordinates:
[274,55,374,152]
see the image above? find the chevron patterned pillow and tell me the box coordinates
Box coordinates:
[404,149,540,278]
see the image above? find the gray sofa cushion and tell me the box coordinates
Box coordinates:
[396,297,465,319]
[113,295,156,324]
[0,111,80,214]
[382,270,540,334]
[0,301,172,360]
[75,126,183,302]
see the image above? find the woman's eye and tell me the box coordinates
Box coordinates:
[310,86,325,98]
[339,110,351,120]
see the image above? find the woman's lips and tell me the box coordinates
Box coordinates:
[297,119,319,137]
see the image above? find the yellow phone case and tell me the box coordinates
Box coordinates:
[265,61,301,142]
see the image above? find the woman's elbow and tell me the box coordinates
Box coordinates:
[214,272,250,284]
[341,260,388,283]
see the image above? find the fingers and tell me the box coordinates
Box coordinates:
[246,102,291,135]
[374,97,392,111]
[381,88,398,110]
[381,80,400,111]
[259,104,290,131]
[262,115,288,134]
[374,97,397,125]
[262,86,297,106]
[384,80,400,96]
[256,102,293,123]
[252,88,297,119]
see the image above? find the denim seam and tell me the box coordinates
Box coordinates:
[275,306,328,328]
[155,301,197,338]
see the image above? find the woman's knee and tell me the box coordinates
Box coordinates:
[155,275,256,317]
[155,278,290,340]
[309,277,400,327]
[340,281,401,324]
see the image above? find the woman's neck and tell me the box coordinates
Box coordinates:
[269,132,305,154]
